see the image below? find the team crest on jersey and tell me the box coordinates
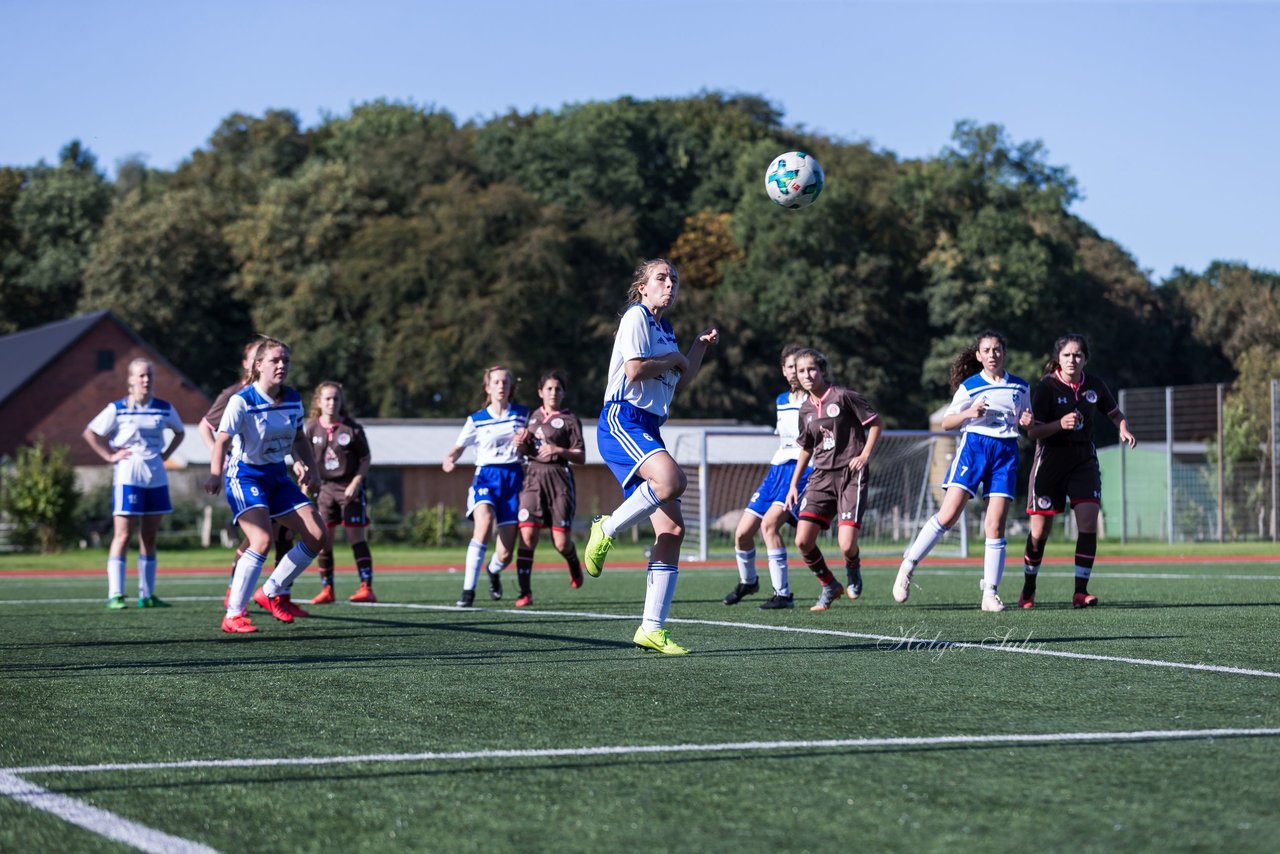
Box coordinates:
[1084,390,1098,403]
[1037,497,1052,509]
[551,418,564,429]
[825,404,840,418]
[337,432,351,446]
[518,508,530,522]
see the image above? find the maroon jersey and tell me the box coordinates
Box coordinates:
[520,407,584,468]
[1031,371,1119,448]
[301,417,371,483]
[796,386,880,470]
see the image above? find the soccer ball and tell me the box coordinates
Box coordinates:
[765,151,824,209]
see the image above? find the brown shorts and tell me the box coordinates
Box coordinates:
[517,465,576,531]
[797,466,868,529]
[1027,444,1101,515]
[317,481,369,528]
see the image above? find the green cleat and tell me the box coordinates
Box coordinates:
[137,596,170,608]
[633,626,689,655]
[583,515,614,578]
[106,595,127,610]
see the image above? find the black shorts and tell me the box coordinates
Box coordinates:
[317,481,369,528]
[517,465,576,531]
[797,466,868,529]
[1027,444,1101,515]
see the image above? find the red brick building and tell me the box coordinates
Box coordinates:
[0,311,211,465]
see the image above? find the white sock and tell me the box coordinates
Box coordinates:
[904,515,950,565]
[487,553,509,574]
[603,482,662,537]
[983,538,1006,592]
[642,561,679,631]
[107,556,126,598]
[227,549,266,617]
[767,548,790,595]
[463,540,487,592]
[265,541,319,596]
[138,555,157,599]
[735,548,758,584]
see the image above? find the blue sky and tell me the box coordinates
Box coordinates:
[2,0,1276,280]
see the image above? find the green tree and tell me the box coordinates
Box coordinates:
[0,438,80,553]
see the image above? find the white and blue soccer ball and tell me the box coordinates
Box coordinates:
[764,151,824,209]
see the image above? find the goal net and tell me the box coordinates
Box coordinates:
[668,428,972,562]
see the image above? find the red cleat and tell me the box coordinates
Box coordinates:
[1018,592,1035,609]
[280,594,310,618]
[253,588,295,623]
[515,594,533,608]
[349,582,377,603]
[221,613,258,633]
[310,585,336,605]
[1072,592,1099,609]
[569,565,584,589]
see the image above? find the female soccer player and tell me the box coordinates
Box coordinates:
[296,381,376,604]
[784,348,883,611]
[892,330,1033,611]
[1020,333,1136,608]
[442,365,529,608]
[722,344,809,610]
[512,370,586,607]
[83,358,185,609]
[583,258,718,654]
[204,338,327,633]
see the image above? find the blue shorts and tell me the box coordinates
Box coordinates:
[943,433,1019,500]
[114,483,173,516]
[597,401,667,498]
[468,463,523,526]
[744,461,810,520]
[225,461,312,523]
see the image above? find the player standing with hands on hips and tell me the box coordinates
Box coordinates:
[785,348,884,611]
[583,258,718,655]
[1020,333,1136,608]
[893,330,1032,611]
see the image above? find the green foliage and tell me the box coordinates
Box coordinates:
[407,503,463,547]
[0,438,80,552]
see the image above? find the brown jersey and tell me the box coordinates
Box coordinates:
[796,386,880,470]
[301,417,371,484]
[203,381,247,429]
[520,407,584,469]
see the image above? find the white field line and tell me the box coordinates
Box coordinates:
[355,602,1280,680]
[8,728,1280,776]
[0,771,219,853]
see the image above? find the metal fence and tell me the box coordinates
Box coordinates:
[1110,380,1279,543]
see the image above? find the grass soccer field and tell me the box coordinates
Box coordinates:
[3,554,1279,853]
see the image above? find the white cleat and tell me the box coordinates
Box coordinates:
[981,590,1006,612]
[892,560,915,603]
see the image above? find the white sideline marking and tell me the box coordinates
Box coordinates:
[0,770,219,853]
[357,602,1280,680]
[8,728,1280,776]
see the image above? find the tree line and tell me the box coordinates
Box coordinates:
[1,94,1277,440]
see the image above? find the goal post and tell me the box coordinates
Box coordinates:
[670,428,970,562]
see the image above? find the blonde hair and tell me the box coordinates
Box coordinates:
[249,337,290,384]
[126,358,153,396]
[481,364,515,406]
[309,381,348,421]
[623,258,679,309]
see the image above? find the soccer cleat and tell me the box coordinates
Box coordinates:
[137,596,170,608]
[487,569,503,601]
[515,593,533,608]
[220,613,259,633]
[349,582,377,603]
[1072,592,1099,609]
[1018,591,1035,609]
[583,515,614,577]
[981,590,1006,612]
[633,626,689,655]
[758,592,795,610]
[311,585,336,605]
[279,594,310,618]
[456,589,476,608]
[810,581,844,611]
[569,563,584,589]
[846,566,863,600]
[106,595,127,610]
[892,559,915,604]
[253,588,295,623]
[722,580,760,605]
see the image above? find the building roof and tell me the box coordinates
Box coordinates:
[0,311,111,405]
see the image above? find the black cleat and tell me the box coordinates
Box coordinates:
[722,580,760,605]
[846,566,863,601]
[487,570,503,601]
[456,589,476,608]
[758,592,795,610]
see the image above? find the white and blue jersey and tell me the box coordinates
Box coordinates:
[599,305,680,495]
[87,397,184,515]
[745,391,811,519]
[942,371,1030,500]
[217,384,310,521]
[455,404,529,525]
